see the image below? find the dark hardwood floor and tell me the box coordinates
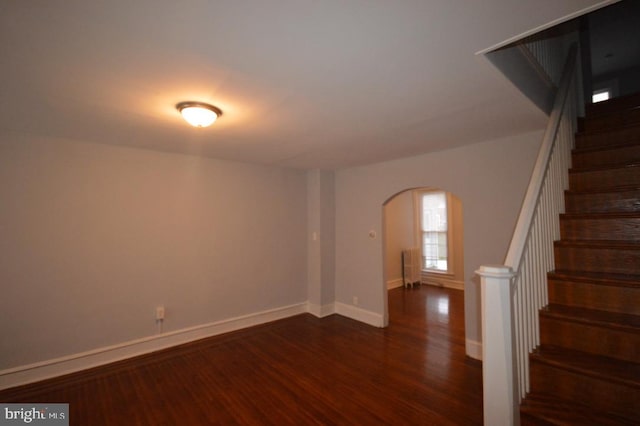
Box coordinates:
[0,286,482,425]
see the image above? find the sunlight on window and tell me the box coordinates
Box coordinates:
[592,90,610,103]
[421,192,448,271]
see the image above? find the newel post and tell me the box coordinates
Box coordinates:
[476,265,519,426]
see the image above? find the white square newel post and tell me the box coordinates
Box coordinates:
[476,265,519,426]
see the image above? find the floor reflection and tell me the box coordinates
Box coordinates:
[424,289,451,324]
[389,284,466,386]
[437,296,450,317]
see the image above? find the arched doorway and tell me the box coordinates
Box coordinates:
[382,187,464,321]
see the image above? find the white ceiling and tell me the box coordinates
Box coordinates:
[0,1,615,170]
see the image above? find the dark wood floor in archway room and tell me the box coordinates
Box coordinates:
[0,286,483,425]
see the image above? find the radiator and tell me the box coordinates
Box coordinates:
[402,248,421,288]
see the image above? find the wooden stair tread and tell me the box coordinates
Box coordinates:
[554,239,640,248]
[571,139,640,155]
[530,345,640,388]
[549,270,640,287]
[521,392,637,425]
[565,184,640,194]
[569,162,640,173]
[560,211,640,219]
[521,392,637,426]
[563,187,640,213]
[571,160,640,173]
[572,139,640,154]
[576,121,640,138]
[541,304,640,329]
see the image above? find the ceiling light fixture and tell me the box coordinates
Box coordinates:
[176,102,222,128]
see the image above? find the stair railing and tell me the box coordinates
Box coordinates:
[477,43,579,426]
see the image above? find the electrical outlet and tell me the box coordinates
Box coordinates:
[353,296,359,306]
[156,306,165,321]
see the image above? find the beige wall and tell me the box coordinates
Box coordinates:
[1,126,542,370]
[0,132,307,370]
[335,130,543,355]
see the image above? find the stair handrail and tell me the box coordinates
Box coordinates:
[505,43,578,270]
[477,42,580,426]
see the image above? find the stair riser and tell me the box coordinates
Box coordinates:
[583,108,640,132]
[554,245,640,275]
[548,279,640,315]
[572,144,640,169]
[540,315,639,362]
[575,126,640,150]
[569,167,640,191]
[565,190,640,213]
[560,217,640,240]
[529,360,639,421]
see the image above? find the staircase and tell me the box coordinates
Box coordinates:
[520,93,640,425]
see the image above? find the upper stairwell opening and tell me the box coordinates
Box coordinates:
[587,0,640,103]
[482,0,640,118]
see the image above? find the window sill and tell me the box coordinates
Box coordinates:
[422,269,453,277]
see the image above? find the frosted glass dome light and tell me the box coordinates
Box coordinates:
[177,102,222,128]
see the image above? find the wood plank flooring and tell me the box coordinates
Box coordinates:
[0,286,482,425]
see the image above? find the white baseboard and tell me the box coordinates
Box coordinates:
[307,302,336,318]
[466,339,482,360]
[334,302,384,328]
[0,301,389,390]
[386,278,404,290]
[0,303,308,391]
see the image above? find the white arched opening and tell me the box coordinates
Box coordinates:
[382,187,464,321]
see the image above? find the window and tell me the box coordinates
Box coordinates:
[419,191,448,272]
[592,90,610,103]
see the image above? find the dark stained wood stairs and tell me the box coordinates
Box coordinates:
[520,93,640,425]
